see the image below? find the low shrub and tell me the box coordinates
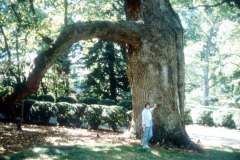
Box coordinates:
[55,102,86,126]
[102,105,127,131]
[56,96,77,104]
[233,110,240,129]
[55,102,71,126]
[79,97,98,105]
[84,105,103,130]
[25,94,38,100]
[69,104,87,127]
[37,95,55,102]
[117,100,132,110]
[30,101,57,124]
[184,108,193,125]
[16,100,36,122]
[0,86,14,118]
[213,109,236,129]
[98,99,116,106]
[190,108,214,126]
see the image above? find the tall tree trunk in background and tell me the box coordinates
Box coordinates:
[107,42,117,100]
[64,0,68,26]
[202,16,218,106]
[40,80,48,95]
[203,28,213,106]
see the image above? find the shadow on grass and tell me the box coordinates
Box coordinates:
[0,143,239,160]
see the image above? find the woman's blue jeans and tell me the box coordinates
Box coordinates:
[142,126,153,146]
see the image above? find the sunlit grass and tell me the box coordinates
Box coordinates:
[1,143,239,160]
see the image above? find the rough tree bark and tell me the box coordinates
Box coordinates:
[2,0,203,152]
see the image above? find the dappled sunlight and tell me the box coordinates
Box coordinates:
[151,150,161,157]
[1,122,240,157]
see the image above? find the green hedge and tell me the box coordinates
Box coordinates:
[233,110,240,129]
[56,96,77,104]
[79,97,98,105]
[190,108,214,126]
[98,99,116,106]
[26,94,38,100]
[186,106,240,129]
[30,101,56,124]
[102,105,127,131]
[16,100,36,122]
[84,105,103,130]
[184,108,193,125]
[37,95,55,102]
[212,109,235,129]
[55,102,86,126]
[117,100,132,110]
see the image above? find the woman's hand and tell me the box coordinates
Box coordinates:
[142,125,146,131]
[154,104,158,108]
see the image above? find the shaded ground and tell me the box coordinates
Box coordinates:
[0,122,240,156]
[1,143,240,160]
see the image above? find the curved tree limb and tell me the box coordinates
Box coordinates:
[12,20,143,103]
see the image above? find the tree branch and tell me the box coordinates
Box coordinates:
[0,24,11,62]
[29,0,36,15]
[189,0,227,9]
[230,62,240,68]
[26,20,143,93]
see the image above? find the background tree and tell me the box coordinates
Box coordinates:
[81,39,130,101]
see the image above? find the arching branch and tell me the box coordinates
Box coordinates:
[25,20,143,97]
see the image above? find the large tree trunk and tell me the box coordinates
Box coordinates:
[2,0,203,153]
[125,0,202,152]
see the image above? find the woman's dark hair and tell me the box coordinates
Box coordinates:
[144,102,150,108]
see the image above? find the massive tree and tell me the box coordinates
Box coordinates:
[2,0,202,152]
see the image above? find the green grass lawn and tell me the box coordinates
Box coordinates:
[0,143,239,160]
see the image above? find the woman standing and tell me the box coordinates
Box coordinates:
[142,102,157,148]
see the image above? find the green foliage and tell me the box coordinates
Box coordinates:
[184,108,193,125]
[213,109,236,129]
[55,102,85,126]
[55,102,71,126]
[81,40,130,101]
[56,96,77,104]
[0,86,14,103]
[79,97,98,105]
[30,101,57,124]
[69,104,87,127]
[232,110,240,129]
[84,105,103,130]
[0,86,14,117]
[37,95,55,102]
[117,100,132,110]
[16,100,36,122]
[98,99,116,106]
[102,105,127,131]
[25,94,38,100]
[190,108,214,126]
